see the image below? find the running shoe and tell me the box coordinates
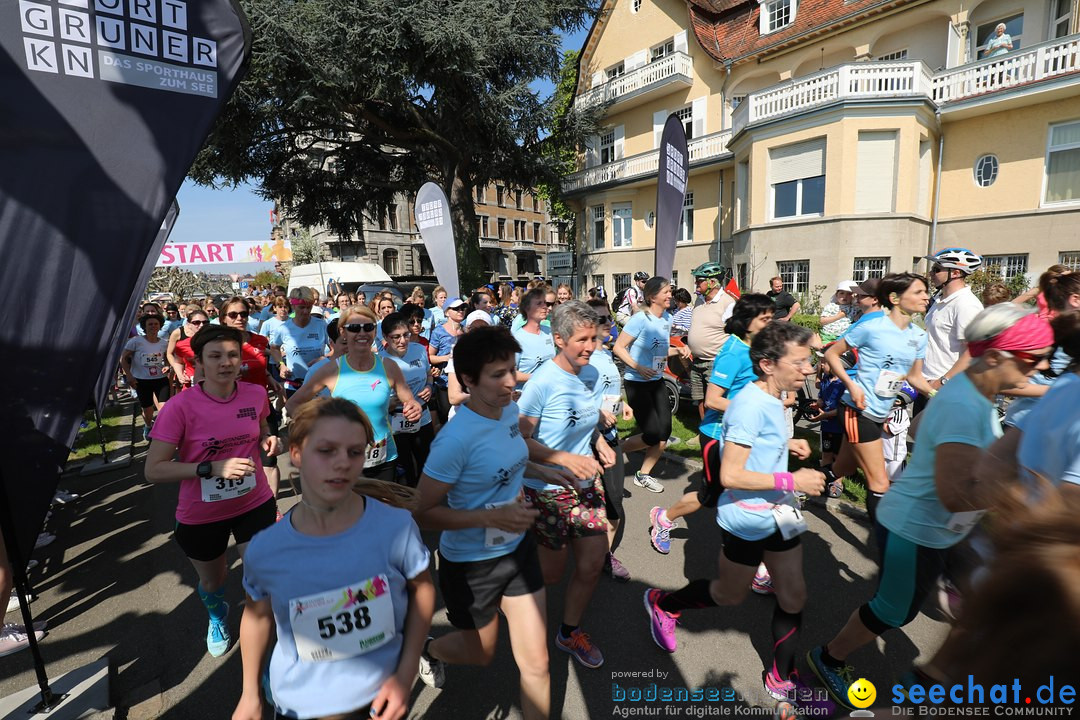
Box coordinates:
[206,602,231,657]
[634,472,664,493]
[806,646,855,710]
[418,636,446,688]
[142,425,152,443]
[827,479,843,499]
[555,628,604,668]
[643,588,679,652]
[938,578,962,621]
[649,506,673,555]
[764,670,797,702]
[788,670,837,716]
[0,625,44,658]
[34,532,55,550]
[52,489,79,505]
[751,567,775,595]
[4,621,48,633]
[6,595,20,613]
[604,553,631,582]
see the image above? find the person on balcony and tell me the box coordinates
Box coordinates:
[984,23,1013,58]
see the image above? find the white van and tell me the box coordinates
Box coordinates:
[287,261,393,298]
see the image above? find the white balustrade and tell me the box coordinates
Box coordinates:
[575,52,694,109]
[561,131,732,193]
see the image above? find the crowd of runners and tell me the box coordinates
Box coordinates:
[3,249,1077,719]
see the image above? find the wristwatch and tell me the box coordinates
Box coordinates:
[196,461,214,479]
[938,376,950,385]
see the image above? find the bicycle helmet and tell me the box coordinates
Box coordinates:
[633,271,650,282]
[925,247,983,275]
[691,262,725,279]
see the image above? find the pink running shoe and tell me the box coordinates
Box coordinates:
[644,588,679,652]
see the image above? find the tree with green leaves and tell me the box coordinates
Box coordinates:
[192,0,601,290]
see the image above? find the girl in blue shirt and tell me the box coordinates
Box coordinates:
[823,273,936,523]
[235,397,434,720]
[512,288,556,387]
[613,277,691,492]
[428,297,468,425]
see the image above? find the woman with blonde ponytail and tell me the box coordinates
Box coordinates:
[233,397,434,720]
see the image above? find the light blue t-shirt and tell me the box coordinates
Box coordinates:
[715,382,794,541]
[306,355,334,398]
[1003,347,1072,428]
[242,499,429,719]
[429,324,458,388]
[842,309,884,336]
[512,325,556,388]
[1016,371,1080,487]
[877,373,1002,549]
[270,318,329,388]
[518,360,603,492]
[589,348,622,401]
[381,343,433,428]
[162,318,183,337]
[841,314,927,421]
[261,316,287,342]
[700,336,755,440]
[423,403,529,562]
[512,314,550,333]
[621,310,672,383]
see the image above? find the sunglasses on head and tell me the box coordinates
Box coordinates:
[226,311,249,319]
[344,322,377,333]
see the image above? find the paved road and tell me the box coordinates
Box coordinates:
[1,440,949,719]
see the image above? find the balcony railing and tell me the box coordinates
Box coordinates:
[480,238,500,248]
[732,35,1080,133]
[512,239,534,251]
[575,52,694,111]
[561,130,732,193]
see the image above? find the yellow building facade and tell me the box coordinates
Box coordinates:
[563,0,1080,303]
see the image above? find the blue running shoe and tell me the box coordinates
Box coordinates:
[206,601,230,657]
[806,646,855,710]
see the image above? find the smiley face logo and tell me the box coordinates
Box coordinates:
[848,678,876,709]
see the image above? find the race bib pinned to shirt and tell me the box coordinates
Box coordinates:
[390,412,420,434]
[290,575,396,663]
[652,355,667,374]
[200,458,257,503]
[484,501,522,548]
[945,510,986,535]
[602,394,623,416]
[365,439,388,468]
[874,369,905,397]
[772,501,807,540]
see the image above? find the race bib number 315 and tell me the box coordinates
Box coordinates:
[290,575,396,663]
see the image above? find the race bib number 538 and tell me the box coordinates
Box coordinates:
[290,575,396,663]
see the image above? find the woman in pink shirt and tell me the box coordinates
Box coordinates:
[145,325,281,658]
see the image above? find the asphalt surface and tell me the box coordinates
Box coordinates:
[1,431,950,719]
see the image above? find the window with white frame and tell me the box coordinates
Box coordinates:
[612,204,633,248]
[876,49,909,61]
[614,273,632,294]
[974,154,999,187]
[1060,251,1080,270]
[1045,120,1080,204]
[1051,0,1071,38]
[777,260,810,293]
[632,0,642,12]
[600,130,616,165]
[680,192,694,243]
[606,63,625,80]
[674,106,693,139]
[498,218,506,240]
[650,39,675,63]
[671,271,679,288]
[480,216,489,237]
[761,0,795,33]
[975,14,1023,57]
[592,205,605,249]
[984,253,1028,280]
[852,257,890,281]
[770,139,826,220]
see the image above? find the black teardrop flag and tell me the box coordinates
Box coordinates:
[655,114,689,281]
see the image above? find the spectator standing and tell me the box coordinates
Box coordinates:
[615,272,649,326]
[687,262,738,421]
[920,248,984,414]
[766,277,800,322]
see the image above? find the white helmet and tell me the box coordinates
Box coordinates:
[925,247,983,275]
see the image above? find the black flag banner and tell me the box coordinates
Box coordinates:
[0,0,251,567]
[654,114,689,281]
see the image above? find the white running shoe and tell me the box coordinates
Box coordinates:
[633,472,664,493]
[0,625,45,658]
[418,637,446,688]
[52,490,80,505]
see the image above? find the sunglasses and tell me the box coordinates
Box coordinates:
[544,301,555,307]
[596,315,612,323]
[189,320,208,326]
[448,304,469,312]
[344,322,377,333]
[225,311,249,319]
[1007,350,1052,365]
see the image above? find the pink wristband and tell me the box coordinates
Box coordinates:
[773,472,795,493]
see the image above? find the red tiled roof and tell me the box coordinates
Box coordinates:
[688,0,919,65]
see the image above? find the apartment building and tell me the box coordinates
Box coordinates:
[564,0,1080,301]
[275,183,567,283]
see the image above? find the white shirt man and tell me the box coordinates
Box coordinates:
[922,251,984,389]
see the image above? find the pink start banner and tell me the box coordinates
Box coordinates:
[156,238,293,267]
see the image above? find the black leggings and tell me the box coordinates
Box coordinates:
[624,379,672,446]
[395,423,435,487]
[432,385,451,426]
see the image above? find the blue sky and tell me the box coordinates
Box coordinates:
[173,24,592,274]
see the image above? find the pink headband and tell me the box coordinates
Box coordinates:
[968,313,1054,358]
[289,298,312,306]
